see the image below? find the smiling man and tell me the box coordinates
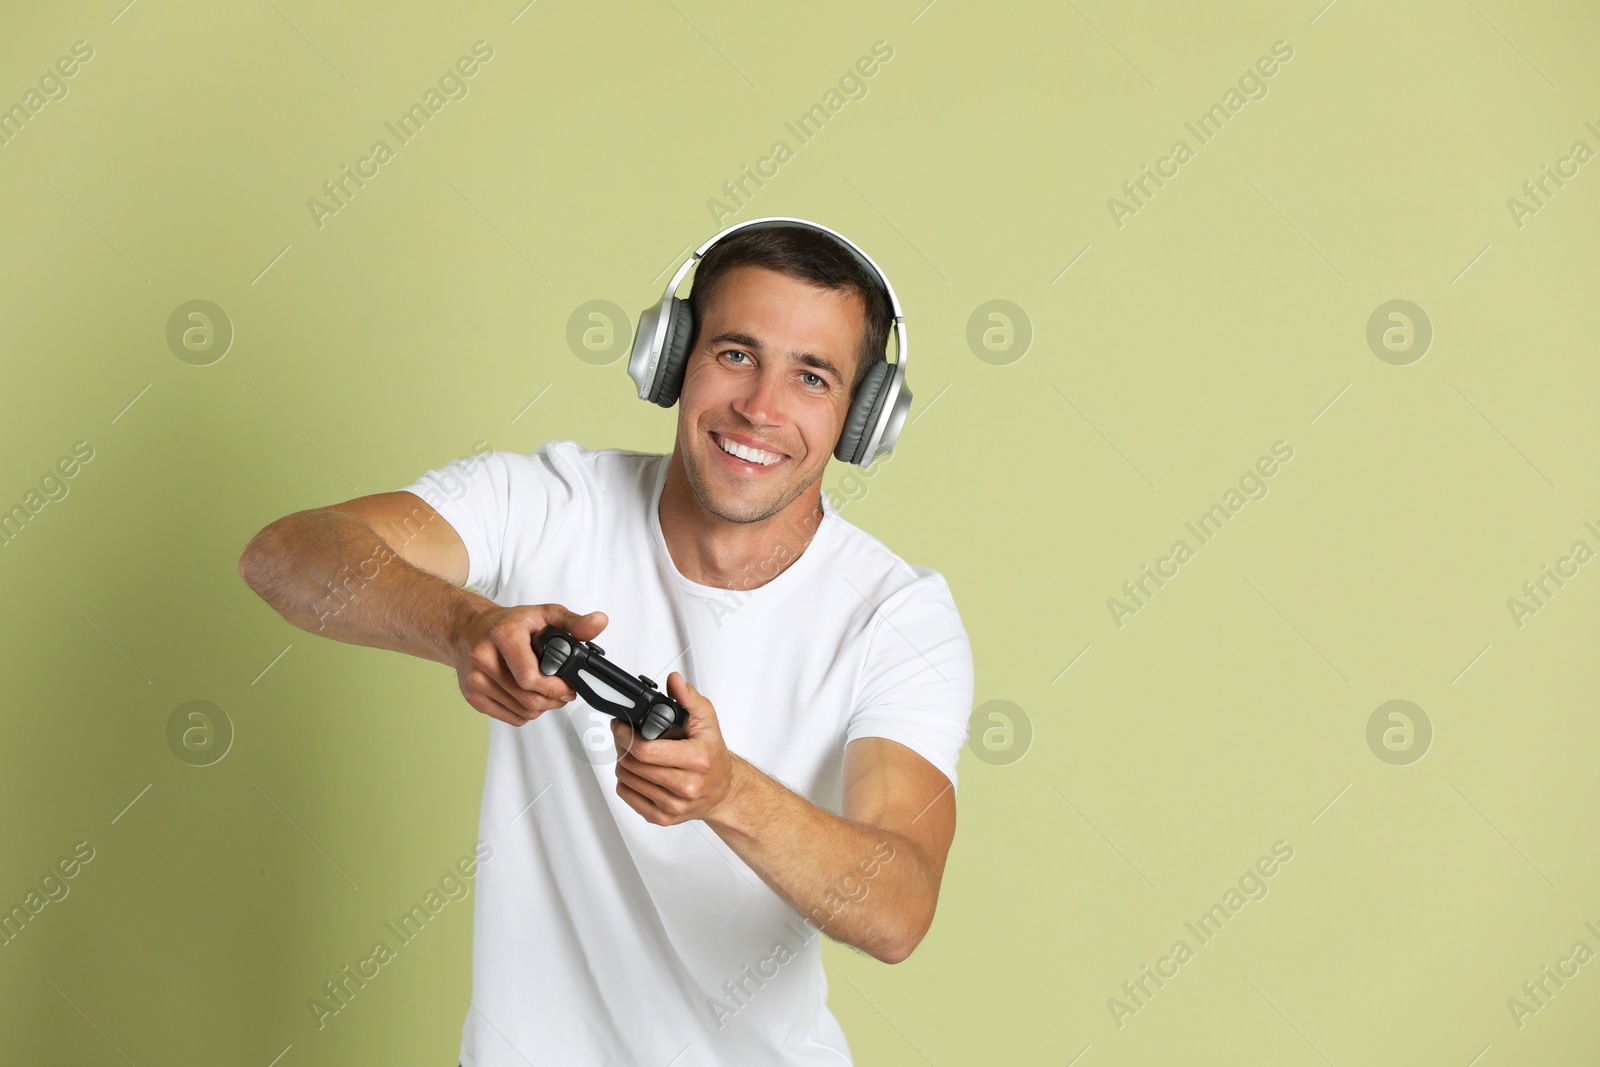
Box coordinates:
[237,219,975,1066]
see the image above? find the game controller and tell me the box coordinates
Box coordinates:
[533,625,689,741]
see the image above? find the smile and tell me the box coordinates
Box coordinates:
[711,431,786,469]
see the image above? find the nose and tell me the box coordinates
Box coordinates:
[732,361,785,425]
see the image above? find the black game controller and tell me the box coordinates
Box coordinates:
[533,625,689,741]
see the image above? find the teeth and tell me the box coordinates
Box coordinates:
[715,432,782,466]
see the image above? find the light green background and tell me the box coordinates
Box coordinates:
[2,0,1597,1063]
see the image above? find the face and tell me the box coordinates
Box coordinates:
[675,264,865,525]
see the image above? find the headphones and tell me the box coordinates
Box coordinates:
[627,216,912,467]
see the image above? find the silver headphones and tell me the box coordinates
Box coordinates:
[626,216,911,467]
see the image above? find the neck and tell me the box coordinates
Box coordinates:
[657,450,826,591]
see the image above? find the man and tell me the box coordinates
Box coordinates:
[237,221,974,1065]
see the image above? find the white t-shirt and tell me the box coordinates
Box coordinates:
[399,440,974,1067]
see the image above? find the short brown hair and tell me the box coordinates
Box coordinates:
[688,225,892,399]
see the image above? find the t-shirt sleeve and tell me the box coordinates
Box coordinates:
[845,573,975,797]
[394,441,585,603]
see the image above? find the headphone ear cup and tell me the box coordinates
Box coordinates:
[835,360,892,466]
[650,298,696,407]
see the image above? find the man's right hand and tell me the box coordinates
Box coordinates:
[452,604,609,726]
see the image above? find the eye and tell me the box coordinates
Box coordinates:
[722,350,752,366]
[800,371,826,389]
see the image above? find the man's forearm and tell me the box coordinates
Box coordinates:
[239,509,493,666]
[704,756,934,964]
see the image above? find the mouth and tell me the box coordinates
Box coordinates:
[709,430,787,474]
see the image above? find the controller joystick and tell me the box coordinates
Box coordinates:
[644,702,678,738]
[539,634,573,676]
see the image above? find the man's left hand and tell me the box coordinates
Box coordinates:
[611,672,742,826]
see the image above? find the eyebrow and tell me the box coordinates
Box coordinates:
[704,331,845,385]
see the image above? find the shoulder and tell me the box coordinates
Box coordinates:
[486,439,662,492]
[574,441,667,483]
[821,514,966,634]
